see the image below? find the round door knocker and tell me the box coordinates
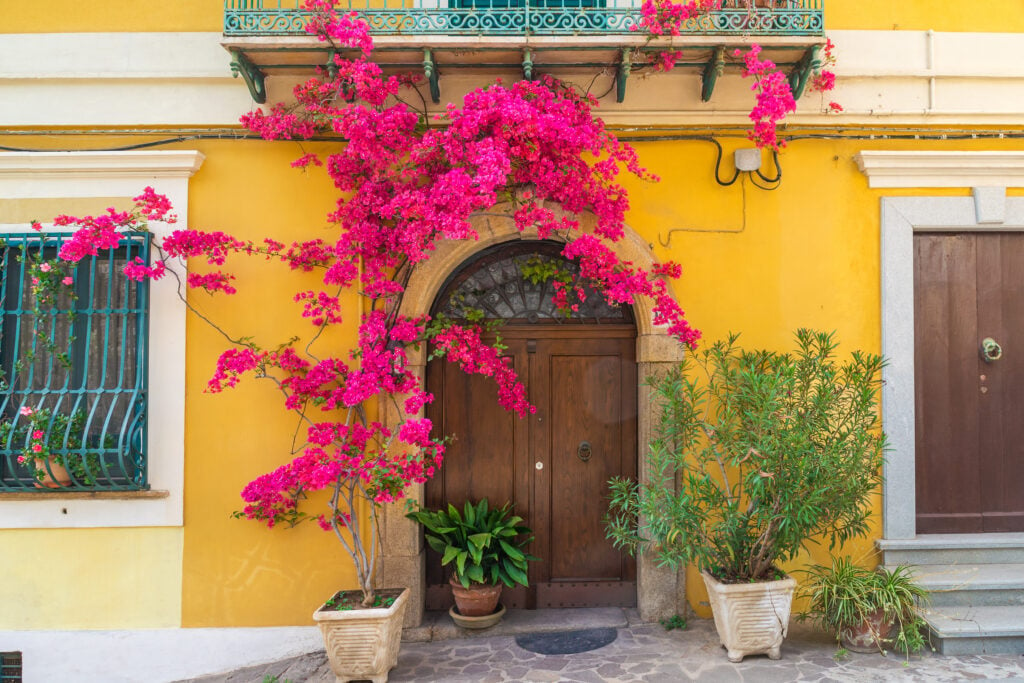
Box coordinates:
[980,337,1003,363]
[577,440,592,463]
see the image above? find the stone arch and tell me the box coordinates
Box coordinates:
[380,204,687,628]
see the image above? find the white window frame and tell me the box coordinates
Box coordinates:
[0,150,203,528]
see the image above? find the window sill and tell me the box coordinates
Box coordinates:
[0,489,169,501]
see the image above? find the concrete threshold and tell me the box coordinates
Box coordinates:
[402,606,636,643]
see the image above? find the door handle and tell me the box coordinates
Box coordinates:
[577,441,592,463]
[980,337,1002,363]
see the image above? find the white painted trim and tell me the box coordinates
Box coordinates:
[0,151,205,178]
[856,151,1024,188]
[0,151,204,528]
[3,30,1024,127]
[879,193,1024,540]
[0,626,322,683]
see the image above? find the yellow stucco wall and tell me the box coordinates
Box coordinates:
[0,528,183,629]
[177,139,367,627]
[1,131,1019,628]
[5,0,1023,33]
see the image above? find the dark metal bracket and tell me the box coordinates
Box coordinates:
[326,49,338,79]
[522,48,534,81]
[701,46,726,102]
[423,48,440,104]
[229,49,267,104]
[788,45,821,100]
[616,48,631,103]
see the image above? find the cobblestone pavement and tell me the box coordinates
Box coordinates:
[191,617,1024,683]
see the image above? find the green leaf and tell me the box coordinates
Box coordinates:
[441,545,460,566]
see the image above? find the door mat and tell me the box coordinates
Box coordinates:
[515,627,618,655]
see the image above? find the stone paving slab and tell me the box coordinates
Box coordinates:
[185,615,1024,683]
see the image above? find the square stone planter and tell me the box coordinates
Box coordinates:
[702,571,796,663]
[313,587,409,683]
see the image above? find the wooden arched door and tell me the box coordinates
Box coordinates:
[424,242,638,610]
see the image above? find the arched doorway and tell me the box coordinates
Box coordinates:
[423,241,638,610]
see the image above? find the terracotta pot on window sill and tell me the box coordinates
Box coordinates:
[33,458,72,489]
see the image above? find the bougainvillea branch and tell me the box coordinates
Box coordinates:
[633,0,838,150]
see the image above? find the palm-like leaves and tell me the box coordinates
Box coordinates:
[407,499,538,588]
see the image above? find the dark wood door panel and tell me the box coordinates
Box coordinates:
[977,234,1024,532]
[914,233,982,533]
[915,232,1024,534]
[549,351,628,582]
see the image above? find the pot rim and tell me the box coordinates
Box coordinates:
[312,586,410,622]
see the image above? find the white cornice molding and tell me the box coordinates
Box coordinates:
[0,151,206,178]
[855,151,1024,188]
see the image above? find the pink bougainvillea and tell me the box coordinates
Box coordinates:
[41,1,734,605]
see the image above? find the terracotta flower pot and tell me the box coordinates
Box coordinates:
[33,457,72,489]
[313,587,409,683]
[702,570,797,663]
[840,608,895,653]
[449,576,502,617]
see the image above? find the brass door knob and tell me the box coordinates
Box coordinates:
[980,337,1003,363]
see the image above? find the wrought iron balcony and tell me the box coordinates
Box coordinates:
[224,0,824,38]
[222,0,825,106]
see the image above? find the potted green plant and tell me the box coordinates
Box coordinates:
[407,499,537,628]
[606,330,886,662]
[801,557,929,655]
[0,407,108,488]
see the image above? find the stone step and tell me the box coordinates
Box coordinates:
[899,563,1024,607]
[921,605,1024,655]
[878,533,1024,565]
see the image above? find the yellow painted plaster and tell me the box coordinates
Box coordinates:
[4,0,1022,33]
[0,528,182,629]
[175,140,365,627]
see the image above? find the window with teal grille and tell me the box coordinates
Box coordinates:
[0,233,149,491]
[0,652,22,683]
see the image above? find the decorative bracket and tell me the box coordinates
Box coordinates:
[423,48,440,104]
[701,46,726,102]
[326,49,338,80]
[788,44,822,100]
[616,49,632,104]
[522,48,534,81]
[229,49,267,104]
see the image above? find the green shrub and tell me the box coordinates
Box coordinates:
[606,330,886,583]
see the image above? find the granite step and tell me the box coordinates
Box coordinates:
[921,605,1024,655]
[904,563,1024,607]
[879,533,1024,566]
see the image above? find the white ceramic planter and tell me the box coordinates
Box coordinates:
[702,571,797,663]
[313,587,409,683]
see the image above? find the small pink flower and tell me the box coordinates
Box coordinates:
[32,430,44,439]
[31,277,39,286]
[19,406,33,416]
[16,455,26,464]
[31,443,43,453]
[39,263,52,272]
[62,276,74,286]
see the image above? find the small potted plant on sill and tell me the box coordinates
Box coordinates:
[0,407,107,488]
[801,557,930,656]
[606,330,887,662]
[407,498,537,629]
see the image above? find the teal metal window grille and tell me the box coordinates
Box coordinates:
[0,652,21,683]
[224,0,824,37]
[0,233,149,491]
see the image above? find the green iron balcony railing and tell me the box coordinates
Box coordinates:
[0,233,150,492]
[224,0,824,37]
